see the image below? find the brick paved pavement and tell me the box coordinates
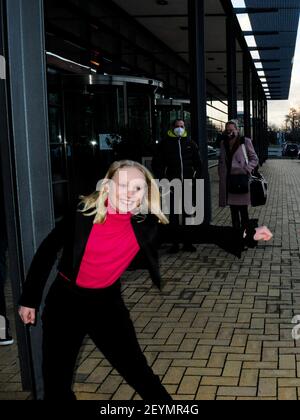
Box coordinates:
[1,159,300,400]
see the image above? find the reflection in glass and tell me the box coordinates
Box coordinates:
[49,107,62,144]
[50,145,66,182]
[206,99,228,147]
[52,182,69,220]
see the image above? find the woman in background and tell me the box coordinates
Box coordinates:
[218,120,259,242]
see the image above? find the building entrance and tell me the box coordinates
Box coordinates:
[48,73,163,218]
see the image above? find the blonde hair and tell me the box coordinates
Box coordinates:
[79,160,169,225]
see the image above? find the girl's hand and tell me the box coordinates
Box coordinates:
[18,306,36,325]
[254,226,273,241]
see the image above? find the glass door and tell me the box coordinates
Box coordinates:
[63,84,125,197]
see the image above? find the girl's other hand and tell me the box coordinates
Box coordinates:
[254,226,273,241]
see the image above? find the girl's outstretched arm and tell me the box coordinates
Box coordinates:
[158,221,273,258]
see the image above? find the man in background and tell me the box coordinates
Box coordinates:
[152,119,202,253]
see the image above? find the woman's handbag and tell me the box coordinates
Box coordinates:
[228,174,249,194]
[241,144,267,206]
[250,174,268,207]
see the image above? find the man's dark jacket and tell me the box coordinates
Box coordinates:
[19,207,245,309]
[152,129,202,180]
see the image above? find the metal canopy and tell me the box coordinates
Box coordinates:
[61,74,164,88]
[111,0,242,99]
[243,0,300,99]
[45,0,300,101]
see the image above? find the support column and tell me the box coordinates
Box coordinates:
[264,99,269,161]
[243,53,251,138]
[1,0,53,399]
[188,0,211,223]
[226,16,237,120]
[252,71,258,155]
[258,89,266,165]
[258,95,263,165]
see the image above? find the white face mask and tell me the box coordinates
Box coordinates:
[174,127,185,137]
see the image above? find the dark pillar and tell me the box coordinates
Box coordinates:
[2,0,54,399]
[0,0,35,394]
[264,99,269,161]
[226,16,237,120]
[243,53,251,138]
[259,94,264,164]
[258,89,266,165]
[188,0,211,223]
[252,71,258,155]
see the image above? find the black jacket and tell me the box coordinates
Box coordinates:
[19,208,245,310]
[152,130,202,180]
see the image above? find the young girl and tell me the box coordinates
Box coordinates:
[18,160,272,400]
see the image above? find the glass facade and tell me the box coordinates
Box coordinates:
[48,70,70,220]
[206,99,228,146]
[47,71,161,219]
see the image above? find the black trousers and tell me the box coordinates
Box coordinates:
[230,205,249,231]
[169,189,194,247]
[42,278,171,401]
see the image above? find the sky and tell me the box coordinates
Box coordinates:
[268,21,300,128]
[231,0,300,128]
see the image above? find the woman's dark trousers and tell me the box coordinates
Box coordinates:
[42,279,171,401]
[230,205,249,231]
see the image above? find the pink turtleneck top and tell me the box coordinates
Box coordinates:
[76,203,140,289]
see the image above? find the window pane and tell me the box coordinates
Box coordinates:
[49,107,62,143]
[50,145,66,181]
[52,182,69,221]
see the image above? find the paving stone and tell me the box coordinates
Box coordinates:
[97,375,123,394]
[222,361,242,377]
[196,386,217,400]
[217,386,257,397]
[258,378,277,397]
[278,387,297,400]
[86,366,112,384]
[279,355,296,370]
[239,369,259,387]
[76,359,101,375]
[73,383,99,393]
[207,353,227,368]
[111,384,135,400]
[162,367,185,385]
[201,377,239,386]
[177,376,201,395]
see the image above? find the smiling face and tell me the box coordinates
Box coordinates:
[109,166,147,213]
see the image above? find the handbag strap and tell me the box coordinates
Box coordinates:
[241,143,249,165]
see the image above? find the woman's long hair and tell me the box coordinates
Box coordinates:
[79,160,169,225]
